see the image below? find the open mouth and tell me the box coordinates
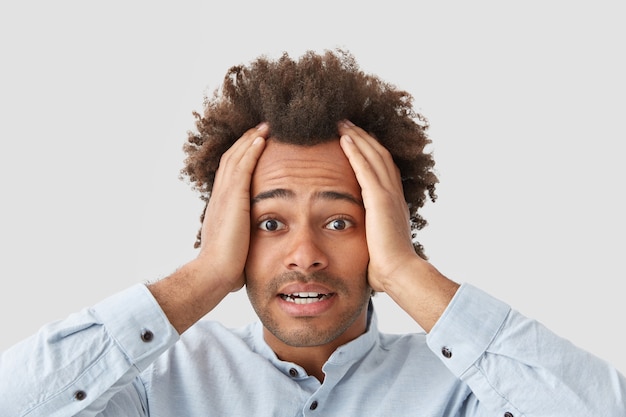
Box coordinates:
[279,292,334,304]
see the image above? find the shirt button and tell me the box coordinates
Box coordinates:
[289,368,298,377]
[504,413,514,417]
[73,390,87,401]
[309,400,318,410]
[140,329,154,342]
[441,346,452,358]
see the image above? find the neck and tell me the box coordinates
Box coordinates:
[263,312,369,383]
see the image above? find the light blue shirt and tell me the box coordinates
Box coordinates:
[1,283,624,416]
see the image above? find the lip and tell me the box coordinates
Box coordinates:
[276,283,336,317]
[278,283,334,295]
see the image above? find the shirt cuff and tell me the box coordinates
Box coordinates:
[427,283,511,377]
[90,283,179,371]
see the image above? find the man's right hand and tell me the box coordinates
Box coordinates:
[196,123,269,292]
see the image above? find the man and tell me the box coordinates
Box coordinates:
[1,49,624,416]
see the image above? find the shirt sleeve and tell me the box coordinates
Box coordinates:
[427,283,626,417]
[0,283,179,417]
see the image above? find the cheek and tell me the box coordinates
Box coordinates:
[245,234,275,272]
[353,239,370,271]
[329,236,369,271]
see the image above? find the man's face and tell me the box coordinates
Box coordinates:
[245,139,371,349]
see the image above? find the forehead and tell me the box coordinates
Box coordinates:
[251,139,360,195]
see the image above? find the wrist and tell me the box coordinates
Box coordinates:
[381,257,459,333]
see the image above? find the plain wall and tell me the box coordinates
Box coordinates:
[1,1,624,375]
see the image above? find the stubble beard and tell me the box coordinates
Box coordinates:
[246,270,372,347]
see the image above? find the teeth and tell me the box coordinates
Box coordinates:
[293,292,320,297]
[281,292,331,304]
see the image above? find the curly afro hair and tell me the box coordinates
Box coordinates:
[181,49,438,258]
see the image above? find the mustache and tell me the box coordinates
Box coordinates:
[265,271,350,294]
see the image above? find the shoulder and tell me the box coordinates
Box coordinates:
[377,330,431,357]
[140,320,264,383]
[176,319,259,354]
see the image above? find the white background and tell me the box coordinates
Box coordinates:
[1,1,624,375]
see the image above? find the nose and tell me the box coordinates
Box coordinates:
[284,227,328,273]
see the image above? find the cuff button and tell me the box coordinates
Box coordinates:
[141,329,154,342]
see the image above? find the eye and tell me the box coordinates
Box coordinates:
[258,218,286,232]
[325,218,353,231]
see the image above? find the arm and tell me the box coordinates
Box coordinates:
[148,123,268,333]
[429,283,626,416]
[0,124,269,416]
[0,284,177,417]
[338,120,626,416]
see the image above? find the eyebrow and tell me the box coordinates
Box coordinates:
[251,188,363,207]
[251,188,294,204]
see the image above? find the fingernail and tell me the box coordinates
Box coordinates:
[345,119,355,127]
[256,122,268,130]
[341,134,354,144]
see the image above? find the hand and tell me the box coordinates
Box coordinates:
[338,121,420,292]
[196,123,269,292]
[338,120,459,331]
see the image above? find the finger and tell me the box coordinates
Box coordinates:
[213,123,269,189]
[338,122,402,193]
[339,134,382,204]
[337,121,400,187]
[219,122,269,167]
[339,120,387,155]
